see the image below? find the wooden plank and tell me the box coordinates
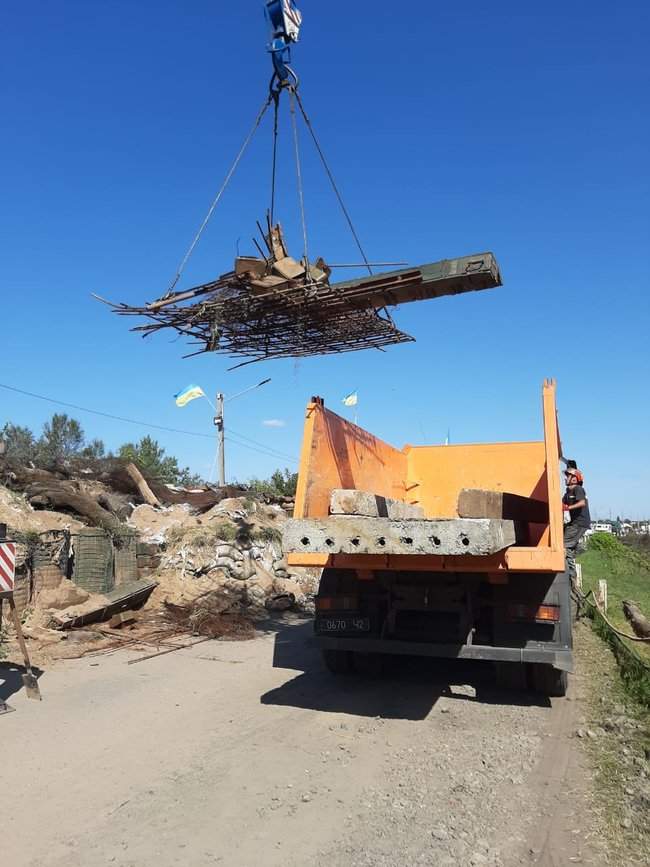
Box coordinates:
[458,489,549,524]
[51,580,158,630]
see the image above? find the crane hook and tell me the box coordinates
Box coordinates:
[265,0,302,88]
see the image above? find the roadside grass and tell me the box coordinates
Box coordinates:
[579,533,650,666]
[576,623,650,863]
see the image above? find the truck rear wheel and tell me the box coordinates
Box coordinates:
[352,652,383,677]
[494,662,527,691]
[322,649,352,674]
[530,664,568,697]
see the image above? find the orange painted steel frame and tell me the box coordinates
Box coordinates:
[289,380,565,574]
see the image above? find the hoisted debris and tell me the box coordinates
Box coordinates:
[98,2,503,367]
[100,221,501,367]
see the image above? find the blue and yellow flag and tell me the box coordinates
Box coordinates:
[174,384,206,407]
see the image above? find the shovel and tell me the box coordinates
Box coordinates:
[7,597,42,701]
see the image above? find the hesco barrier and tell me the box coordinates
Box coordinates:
[32,543,66,594]
[72,529,115,595]
[113,534,139,586]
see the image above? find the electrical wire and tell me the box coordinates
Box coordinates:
[0,382,298,464]
[226,436,297,464]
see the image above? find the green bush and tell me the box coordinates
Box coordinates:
[588,531,625,554]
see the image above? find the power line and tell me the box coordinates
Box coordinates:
[0,382,298,464]
[226,426,297,461]
[226,436,297,464]
[0,382,214,440]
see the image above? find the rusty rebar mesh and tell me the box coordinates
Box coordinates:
[163,597,256,640]
[100,223,501,366]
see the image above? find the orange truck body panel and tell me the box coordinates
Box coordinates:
[289,379,564,574]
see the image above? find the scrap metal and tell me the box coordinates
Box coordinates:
[100,223,502,368]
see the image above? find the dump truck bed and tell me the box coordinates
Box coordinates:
[287,380,564,574]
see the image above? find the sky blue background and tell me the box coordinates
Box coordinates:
[2,1,649,518]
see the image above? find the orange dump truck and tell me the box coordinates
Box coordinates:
[284,380,572,696]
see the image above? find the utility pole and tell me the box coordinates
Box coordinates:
[212,379,271,486]
[215,393,225,486]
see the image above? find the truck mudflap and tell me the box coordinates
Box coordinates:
[314,636,574,673]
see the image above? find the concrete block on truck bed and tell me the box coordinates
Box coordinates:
[330,489,425,520]
[458,489,549,524]
[283,516,517,557]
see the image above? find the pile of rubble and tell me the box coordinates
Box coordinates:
[0,457,317,663]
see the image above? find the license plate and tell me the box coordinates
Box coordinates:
[317,616,371,634]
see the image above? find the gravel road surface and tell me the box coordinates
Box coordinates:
[1,618,600,866]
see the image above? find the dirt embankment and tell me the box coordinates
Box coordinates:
[0,474,317,666]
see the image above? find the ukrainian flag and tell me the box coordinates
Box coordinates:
[174,384,206,407]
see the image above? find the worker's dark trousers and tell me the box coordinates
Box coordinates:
[564,522,587,580]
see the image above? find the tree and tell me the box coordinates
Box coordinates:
[176,466,204,488]
[248,467,298,497]
[81,438,107,460]
[119,436,182,484]
[0,423,38,465]
[37,414,85,465]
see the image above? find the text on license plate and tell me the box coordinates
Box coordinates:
[319,617,370,633]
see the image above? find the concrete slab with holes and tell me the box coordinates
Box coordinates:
[283,516,517,557]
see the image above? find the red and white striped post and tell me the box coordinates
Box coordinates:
[0,522,17,714]
[0,534,17,595]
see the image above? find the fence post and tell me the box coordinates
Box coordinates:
[575,562,583,591]
[597,579,608,613]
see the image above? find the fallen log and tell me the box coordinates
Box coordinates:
[26,481,125,534]
[125,462,161,508]
[622,600,650,639]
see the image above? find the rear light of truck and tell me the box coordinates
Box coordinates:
[316,596,359,611]
[507,604,561,623]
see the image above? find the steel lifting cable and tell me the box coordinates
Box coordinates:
[270,90,280,227]
[293,89,373,277]
[289,87,310,273]
[165,94,274,297]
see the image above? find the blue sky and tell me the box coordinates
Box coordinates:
[2,1,649,518]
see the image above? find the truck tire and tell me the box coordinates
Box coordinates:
[322,649,352,674]
[530,664,568,697]
[494,662,527,691]
[352,652,383,677]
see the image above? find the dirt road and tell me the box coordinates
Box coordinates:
[2,618,601,867]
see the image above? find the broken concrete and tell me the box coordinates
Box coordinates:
[329,489,425,520]
[283,516,517,556]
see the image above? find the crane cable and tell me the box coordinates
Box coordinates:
[161,69,376,299]
[289,87,310,274]
[164,93,274,297]
[293,88,373,277]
